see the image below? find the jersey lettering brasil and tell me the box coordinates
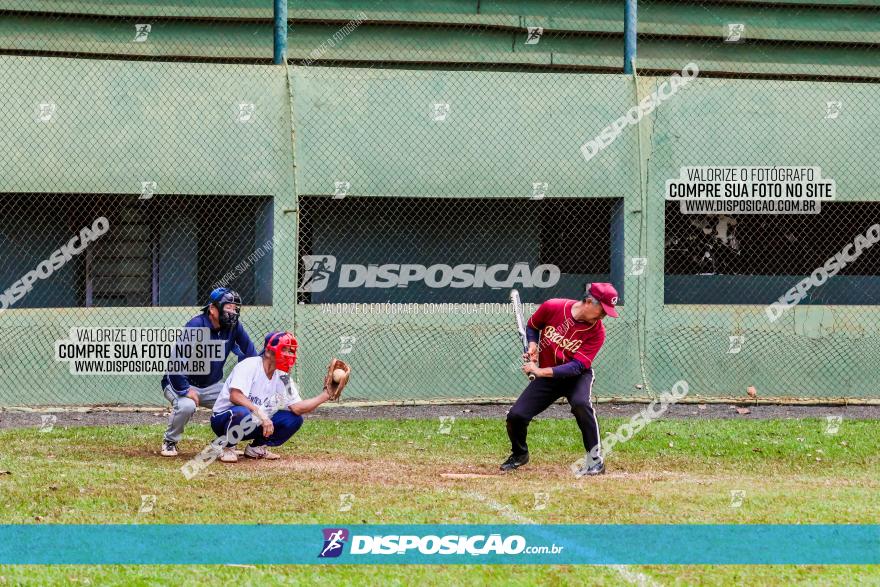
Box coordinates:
[527,298,606,369]
[213,356,302,415]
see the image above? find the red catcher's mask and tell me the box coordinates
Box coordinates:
[264,331,297,373]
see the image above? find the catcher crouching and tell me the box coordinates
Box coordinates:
[209,331,350,462]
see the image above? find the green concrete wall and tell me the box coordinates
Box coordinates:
[2,1,879,78]
[0,55,298,405]
[290,66,880,401]
[0,57,293,195]
[1,55,879,404]
[639,76,880,397]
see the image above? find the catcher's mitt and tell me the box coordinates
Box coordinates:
[323,358,351,401]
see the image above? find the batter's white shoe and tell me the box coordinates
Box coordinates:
[219,447,238,463]
[244,445,280,460]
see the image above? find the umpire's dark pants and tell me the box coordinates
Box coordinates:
[506,369,600,458]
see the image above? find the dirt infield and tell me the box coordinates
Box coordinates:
[1,402,878,430]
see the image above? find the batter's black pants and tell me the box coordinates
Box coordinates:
[506,369,601,458]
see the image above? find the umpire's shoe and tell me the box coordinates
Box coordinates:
[160,441,178,457]
[500,452,529,471]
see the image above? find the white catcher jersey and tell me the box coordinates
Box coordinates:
[213,356,302,415]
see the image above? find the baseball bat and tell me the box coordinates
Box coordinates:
[510,289,536,381]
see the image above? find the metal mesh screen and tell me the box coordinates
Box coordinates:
[635,0,880,399]
[294,196,639,401]
[0,2,878,405]
[0,2,294,405]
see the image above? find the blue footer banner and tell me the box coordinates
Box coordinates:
[0,525,877,564]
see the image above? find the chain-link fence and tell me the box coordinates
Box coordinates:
[1,2,878,405]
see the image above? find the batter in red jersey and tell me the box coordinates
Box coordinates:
[501,282,619,476]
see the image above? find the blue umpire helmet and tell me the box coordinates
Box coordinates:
[202,287,242,329]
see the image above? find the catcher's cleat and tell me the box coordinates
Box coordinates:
[160,441,178,457]
[576,459,606,477]
[219,447,238,463]
[244,445,280,460]
[500,452,530,471]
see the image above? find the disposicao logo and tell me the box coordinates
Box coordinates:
[319,528,349,558]
[349,534,527,556]
[299,255,560,292]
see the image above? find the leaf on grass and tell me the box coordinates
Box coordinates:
[0,470,10,475]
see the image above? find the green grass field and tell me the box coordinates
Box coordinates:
[0,416,877,585]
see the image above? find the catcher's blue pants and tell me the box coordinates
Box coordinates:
[210,407,303,447]
[506,369,600,458]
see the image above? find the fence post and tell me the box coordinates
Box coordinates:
[273,0,288,64]
[623,0,637,74]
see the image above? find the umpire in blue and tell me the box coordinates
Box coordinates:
[160,288,257,456]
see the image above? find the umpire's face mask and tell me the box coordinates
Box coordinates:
[218,303,240,329]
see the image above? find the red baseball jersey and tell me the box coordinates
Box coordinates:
[527,298,606,369]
